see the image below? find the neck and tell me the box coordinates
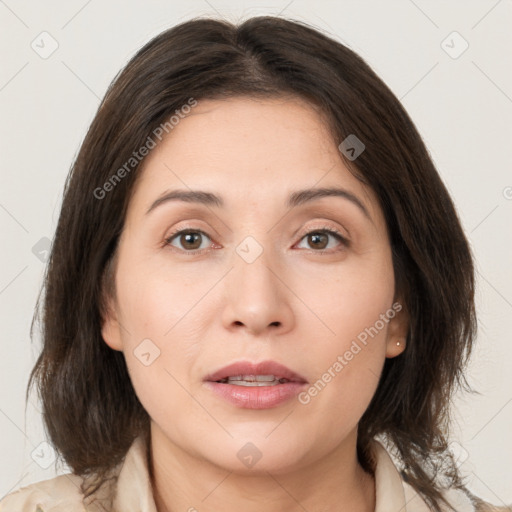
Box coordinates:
[148,424,376,512]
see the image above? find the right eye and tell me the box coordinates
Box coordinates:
[164,229,214,253]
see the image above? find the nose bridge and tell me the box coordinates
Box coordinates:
[221,234,293,335]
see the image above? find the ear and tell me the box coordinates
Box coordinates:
[101,295,124,352]
[385,300,409,358]
[99,253,124,352]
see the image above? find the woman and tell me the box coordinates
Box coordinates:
[1,16,510,512]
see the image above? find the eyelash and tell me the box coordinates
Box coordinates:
[163,225,349,255]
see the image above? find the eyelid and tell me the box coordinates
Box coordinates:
[296,224,349,243]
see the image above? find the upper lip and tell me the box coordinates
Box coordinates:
[204,360,308,383]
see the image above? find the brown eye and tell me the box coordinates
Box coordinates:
[179,232,202,250]
[307,233,329,250]
[165,229,211,252]
[296,229,348,252]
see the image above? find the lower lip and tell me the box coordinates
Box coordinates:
[204,381,307,409]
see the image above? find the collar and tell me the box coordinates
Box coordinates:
[107,435,417,512]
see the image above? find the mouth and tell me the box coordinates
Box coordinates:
[214,375,294,386]
[203,360,308,409]
[204,360,308,385]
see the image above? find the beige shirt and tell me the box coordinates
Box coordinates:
[1,436,509,512]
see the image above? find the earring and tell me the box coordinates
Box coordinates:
[396,340,403,346]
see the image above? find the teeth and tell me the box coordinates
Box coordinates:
[230,374,276,382]
[229,380,280,387]
[216,374,290,386]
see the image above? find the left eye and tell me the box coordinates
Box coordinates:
[296,229,348,251]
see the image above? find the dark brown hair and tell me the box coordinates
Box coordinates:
[27,15,481,511]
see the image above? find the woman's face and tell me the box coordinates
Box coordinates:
[102,96,407,473]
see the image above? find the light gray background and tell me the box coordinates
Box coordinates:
[1,0,511,505]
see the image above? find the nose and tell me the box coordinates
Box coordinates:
[221,246,295,337]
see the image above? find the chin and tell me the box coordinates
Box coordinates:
[202,437,309,475]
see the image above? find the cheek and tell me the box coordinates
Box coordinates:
[296,325,387,444]
[115,253,213,340]
[294,254,394,414]
[112,262,204,406]
[294,248,395,345]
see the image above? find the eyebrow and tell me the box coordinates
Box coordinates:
[145,187,370,218]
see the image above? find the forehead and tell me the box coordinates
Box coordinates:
[127,96,379,221]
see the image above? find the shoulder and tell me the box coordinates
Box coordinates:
[402,478,512,512]
[465,490,512,512]
[369,438,511,512]
[0,436,144,512]
[0,473,88,512]
[475,505,512,512]
[370,438,511,512]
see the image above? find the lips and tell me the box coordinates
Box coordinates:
[204,360,308,409]
[204,360,308,384]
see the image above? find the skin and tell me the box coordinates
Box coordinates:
[101,96,409,512]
